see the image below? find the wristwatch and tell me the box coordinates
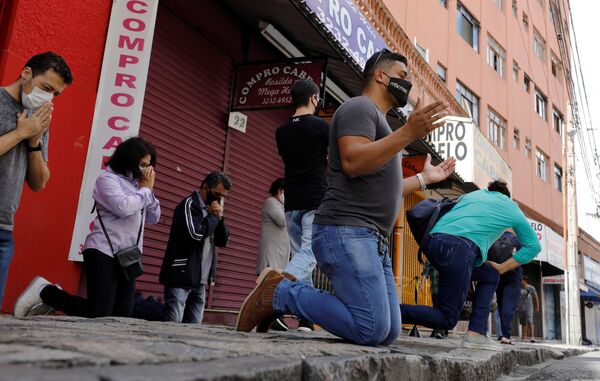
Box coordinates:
[27,143,42,153]
[416,173,427,191]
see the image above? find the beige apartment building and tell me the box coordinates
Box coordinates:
[379,0,570,339]
[386,0,567,230]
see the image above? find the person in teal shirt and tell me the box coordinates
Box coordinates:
[401,180,540,351]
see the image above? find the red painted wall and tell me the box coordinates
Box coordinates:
[0,0,112,312]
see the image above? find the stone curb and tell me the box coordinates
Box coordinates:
[0,316,590,381]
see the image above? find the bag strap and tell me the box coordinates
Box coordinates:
[93,201,144,255]
[417,203,442,264]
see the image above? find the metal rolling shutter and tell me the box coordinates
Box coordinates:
[138,6,231,294]
[208,109,288,311]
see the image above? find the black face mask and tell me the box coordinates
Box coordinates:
[382,72,412,108]
[206,191,222,204]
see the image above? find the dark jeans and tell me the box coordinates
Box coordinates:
[496,268,522,339]
[401,233,500,335]
[41,249,136,317]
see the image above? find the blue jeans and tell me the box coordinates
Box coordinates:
[496,268,522,339]
[401,233,500,335]
[0,229,15,310]
[163,285,206,324]
[274,224,401,346]
[284,210,317,286]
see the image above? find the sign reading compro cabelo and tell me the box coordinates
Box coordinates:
[231,59,326,111]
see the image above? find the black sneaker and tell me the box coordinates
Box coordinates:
[270,318,288,331]
[297,319,314,332]
[431,329,445,339]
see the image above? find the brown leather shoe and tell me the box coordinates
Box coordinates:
[236,268,286,332]
[255,270,296,284]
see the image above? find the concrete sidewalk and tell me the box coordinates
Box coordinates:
[0,315,589,381]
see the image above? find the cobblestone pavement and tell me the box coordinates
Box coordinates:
[0,315,590,380]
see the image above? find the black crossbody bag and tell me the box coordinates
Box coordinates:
[95,202,144,281]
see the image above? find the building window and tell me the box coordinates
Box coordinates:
[512,61,520,81]
[535,89,547,120]
[553,108,563,136]
[456,80,480,125]
[514,128,520,149]
[487,35,506,77]
[522,12,529,30]
[488,108,507,149]
[440,0,447,7]
[533,29,546,60]
[414,38,429,62]
[524,73,531,92]
[536,148,548,181]
[436,63,447,83]
[551,53,561,77]
[525,138,532,158]
[512,0,518,16]
[457,3,480,52]
[492,0,503,10]
[554,164,563,192]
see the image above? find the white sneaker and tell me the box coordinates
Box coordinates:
[14,276,52,318]
[462,334,503,352]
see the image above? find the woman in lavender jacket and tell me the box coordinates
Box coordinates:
[14,137,161,318]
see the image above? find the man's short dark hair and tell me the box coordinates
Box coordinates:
[106,137,156,179]
[24,51,73,85]
[201,171,232,190]
[291,79,319,108]
[362,49,408,85]
[522,275,529,282]
[269,178,284,196]
[487,180,511,198]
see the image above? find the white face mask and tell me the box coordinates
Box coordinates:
[277,192,285,204]
[21,79,53,111]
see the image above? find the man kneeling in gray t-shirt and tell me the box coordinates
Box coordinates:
[236,49,456,346]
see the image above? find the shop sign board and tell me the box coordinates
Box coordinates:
[231,60,325,111]
[68,0,159,261]
[302,0,387,68]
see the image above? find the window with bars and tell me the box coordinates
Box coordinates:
[524,73,531,92]
[525,137,532,158]
[512,0,517,16]
[523,12,529,30]
[535,89,547,120]
[488,108,507,149]
[487,35,506,77]
[456,80,480,125]
[536,148,548,181]
[533,29,546,60]
[513,61,520,81]
[514,128,520,149]
[553,108,563,136]
[415,39,429,62]
[457,3,479,51]
[554,164,563,192]
[436,63,447,83]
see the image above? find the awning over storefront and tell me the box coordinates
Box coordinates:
[582,281,600,302]
[220,0,470,191]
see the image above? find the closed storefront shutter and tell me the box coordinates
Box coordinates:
[208,109,288,311]
[138,6,231,294]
